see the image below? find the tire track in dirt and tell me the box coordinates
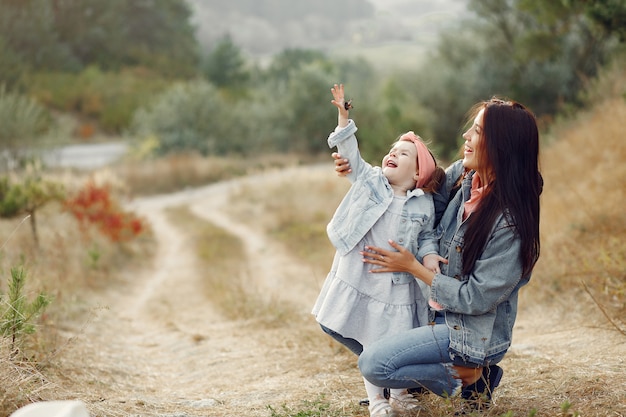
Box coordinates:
[187,170,323,315]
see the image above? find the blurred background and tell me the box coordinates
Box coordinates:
[2,0,623,170]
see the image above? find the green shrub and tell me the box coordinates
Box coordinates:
[27,67,170,133]
[132,80,230,155]
[0,87,49,165]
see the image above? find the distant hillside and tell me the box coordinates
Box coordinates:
[186,0,467,59]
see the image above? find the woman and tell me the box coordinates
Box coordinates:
[334,97,541,411]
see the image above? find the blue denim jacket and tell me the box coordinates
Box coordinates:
[326,120,437,285]
[433,160,465,225]
[430,169,530,366]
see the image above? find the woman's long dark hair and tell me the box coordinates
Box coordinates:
[462,98,541,278]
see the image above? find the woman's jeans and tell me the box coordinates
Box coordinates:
[357,316,463,397]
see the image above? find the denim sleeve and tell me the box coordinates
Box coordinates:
[327,119,373,182]
[429,223,524,315]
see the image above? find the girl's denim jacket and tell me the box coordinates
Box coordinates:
[429,166,531,366]
[326,120,437,285]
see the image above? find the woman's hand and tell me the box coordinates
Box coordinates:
[361,240,436,285]
[361,240,418,274]
[332,152,352,176]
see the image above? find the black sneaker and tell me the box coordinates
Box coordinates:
[407,386,427,395]
[460,365,503,410]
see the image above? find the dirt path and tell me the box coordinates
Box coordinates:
[51,166,626,417]
[52,167,346,417]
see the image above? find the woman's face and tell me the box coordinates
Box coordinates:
[462,108,485,173]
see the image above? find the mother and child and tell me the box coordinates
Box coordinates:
[312,84,542,416]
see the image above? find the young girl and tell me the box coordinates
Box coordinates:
[312,84,444,417]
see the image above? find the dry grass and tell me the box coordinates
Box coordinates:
[0,339,51,413]
[530,97,626,327]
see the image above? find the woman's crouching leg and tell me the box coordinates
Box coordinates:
[358,324,463,398]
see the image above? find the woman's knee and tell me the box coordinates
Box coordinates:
[358,347,386,383]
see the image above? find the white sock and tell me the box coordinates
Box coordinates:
[363,377,386,404]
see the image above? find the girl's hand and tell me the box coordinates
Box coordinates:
[330,83,349,127]
[423,253,448,274]
[332,152,352,176]
[330,83,349,114]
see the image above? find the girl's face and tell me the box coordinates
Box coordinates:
[381,140,419,190]
[462,108,486,174]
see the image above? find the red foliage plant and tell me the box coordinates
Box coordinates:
[64,181,145,242]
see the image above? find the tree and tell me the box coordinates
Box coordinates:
[0,0,77,72]
[404,0,619,157]
[263,49,328,84]
[123,0,199,76]
[0,167,66,248]
[571,0,626,41]
[202,35,250,89]
[0,0,199,77]
[282,63,338,154]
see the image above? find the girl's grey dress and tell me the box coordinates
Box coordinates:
[312,120,437,347]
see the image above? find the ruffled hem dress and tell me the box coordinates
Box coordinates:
[312,195,428,347]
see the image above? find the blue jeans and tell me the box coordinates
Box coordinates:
[358,318,463,397]
[320,324,363,355]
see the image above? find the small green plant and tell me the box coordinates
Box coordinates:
[87,244,102,269]
[0,266,51,356]
[266,394,341,417]
[560,400,580,416]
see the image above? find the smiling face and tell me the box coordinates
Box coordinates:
[381,140,419,193]
[462,107,487,176]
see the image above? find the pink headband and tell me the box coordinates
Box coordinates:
[399,131,436,189]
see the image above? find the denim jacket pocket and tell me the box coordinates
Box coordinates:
[392,272,415,285]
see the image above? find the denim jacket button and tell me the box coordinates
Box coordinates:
[454,274,461,280]
[453,325,461,330]
[455,245,462,253]
[399,238,404,243]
